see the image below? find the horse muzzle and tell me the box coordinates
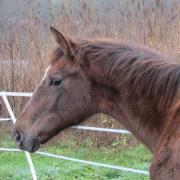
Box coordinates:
[13,129,40,153]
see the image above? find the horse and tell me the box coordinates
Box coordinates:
[13,27,180,179]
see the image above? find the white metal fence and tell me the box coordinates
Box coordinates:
[0,91,149,179]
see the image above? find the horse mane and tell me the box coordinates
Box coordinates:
[50,40,180,111]
[75,40,180,111]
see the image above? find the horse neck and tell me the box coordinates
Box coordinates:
[78,41,179,153]
[92,83,165,153]
[81,70,163,153]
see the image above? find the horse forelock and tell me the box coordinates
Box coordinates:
[49,47,64,65]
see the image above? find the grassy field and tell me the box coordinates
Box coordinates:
[0,133,152,180]
[0,1,179,179]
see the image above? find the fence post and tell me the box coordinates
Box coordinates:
[1,92,37,180]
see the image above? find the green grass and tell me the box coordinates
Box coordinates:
[0,134,152,180]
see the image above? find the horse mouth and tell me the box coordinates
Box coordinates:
[13,128,41,153]
[19,141,40,153]
[19,142,40,153]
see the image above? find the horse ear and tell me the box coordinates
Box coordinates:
[50,26,75,59]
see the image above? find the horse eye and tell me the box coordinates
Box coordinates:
[49,79,62,86]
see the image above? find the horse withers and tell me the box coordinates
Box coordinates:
[13,27,180,179]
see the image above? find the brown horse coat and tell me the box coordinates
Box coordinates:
[14,27,180,179]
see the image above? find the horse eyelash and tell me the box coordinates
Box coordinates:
[49,78,62,86]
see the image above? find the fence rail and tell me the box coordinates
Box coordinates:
[0,91,149,179]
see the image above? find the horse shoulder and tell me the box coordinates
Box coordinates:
[150,102,180,180]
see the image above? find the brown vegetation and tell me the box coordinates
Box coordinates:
[0,0,180,147]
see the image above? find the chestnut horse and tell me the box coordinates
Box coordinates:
[13,27,180,179]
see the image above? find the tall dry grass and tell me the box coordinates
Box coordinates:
[0,0,180,146]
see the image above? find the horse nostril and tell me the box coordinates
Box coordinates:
[14,130,24,144]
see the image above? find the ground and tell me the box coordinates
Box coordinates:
[0,132,152,180]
